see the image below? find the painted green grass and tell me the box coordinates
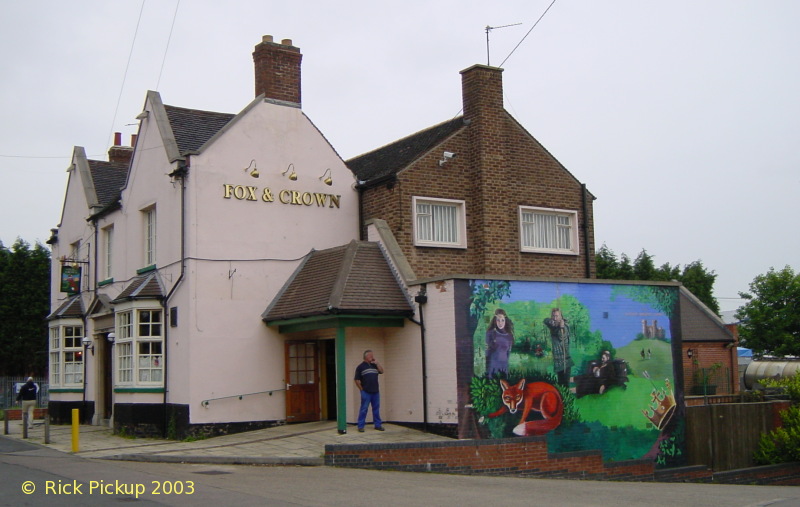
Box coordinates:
[618,338,673,381]
[548,421,660,461]
[575,376,664,431]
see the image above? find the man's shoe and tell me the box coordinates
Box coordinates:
[375,426,385,431]
[358,427,364,432]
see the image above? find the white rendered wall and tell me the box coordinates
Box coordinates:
[418,280,459,425]
[174,99,359,424]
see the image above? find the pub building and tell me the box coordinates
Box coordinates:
[47,35,735,446]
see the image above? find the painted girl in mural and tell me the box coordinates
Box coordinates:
[485,309,514,377]
[544,307,573,386]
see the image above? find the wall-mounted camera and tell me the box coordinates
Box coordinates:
[439,151,457,166]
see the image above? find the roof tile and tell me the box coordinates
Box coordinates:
[346,117,465,183]
[164,105,235,154]
[112,272,164,303]
[263,241,413,322]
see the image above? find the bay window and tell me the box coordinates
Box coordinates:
[115,307,163,387]
[48,323,84,387]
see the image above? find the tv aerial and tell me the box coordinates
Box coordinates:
[485,23,522,66]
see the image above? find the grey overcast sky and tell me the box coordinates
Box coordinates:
[1,1,798,313]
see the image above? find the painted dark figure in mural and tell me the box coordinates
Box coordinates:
[485,309,514,377]
[485,378,563,436]
[544,308,572,386]
[573,350,630,397]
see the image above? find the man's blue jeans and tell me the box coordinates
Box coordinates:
[358,390,382,429]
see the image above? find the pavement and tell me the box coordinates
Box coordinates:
[2,418,452,466]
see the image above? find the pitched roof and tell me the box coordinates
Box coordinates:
[87,293,113,316]
[88,160,128,208]
[346,117,465,184]
[164,104,236,154]
[112,272,164,303]
[679,286,734,343]
[263,240,413,322]
[47,295,84,320]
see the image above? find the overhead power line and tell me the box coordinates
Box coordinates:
[499,0,558,67]
[105,1,146,151]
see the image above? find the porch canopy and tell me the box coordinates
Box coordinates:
[262,240,414,433]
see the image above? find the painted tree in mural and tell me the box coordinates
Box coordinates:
[596,244,720,315]
[0,239,50,376]
[736,266,800,356]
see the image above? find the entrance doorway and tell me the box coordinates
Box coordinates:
[284,341,320,423]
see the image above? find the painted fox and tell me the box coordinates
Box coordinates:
[487,379,563,436]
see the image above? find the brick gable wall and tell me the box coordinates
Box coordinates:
[360,116,595,280]
[360,64,595,280]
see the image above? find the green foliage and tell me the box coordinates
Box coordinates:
[692,360,722,386]
[546,421,659,462]
[469,375,502,415]
[611,284,678,320]
[759,370,800,402]
[655,418,686,468]
[596,244,719,315]
[0,239,51,376]
[754,405,800,465]
[736,266,800,356]
[469,280,511,319]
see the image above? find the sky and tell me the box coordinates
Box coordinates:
[1,1,798,314]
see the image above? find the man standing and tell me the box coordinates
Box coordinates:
[16,377,38,429]
[354,350,384,432]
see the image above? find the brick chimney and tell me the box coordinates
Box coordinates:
[460,64,504,123]
[253,35,302,105]
[460,64,508,273]
[108,132,133,165]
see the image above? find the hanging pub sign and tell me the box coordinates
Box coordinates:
[61,265,82,295]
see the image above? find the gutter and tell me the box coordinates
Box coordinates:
[581,183,591,278]
[408,285,429,432]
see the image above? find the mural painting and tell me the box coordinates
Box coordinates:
[461,280,685,468]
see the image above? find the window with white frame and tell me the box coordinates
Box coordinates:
[412,197,467,249]
[116,311,133,383]
[70,240,80,262]
[519,206,579,255]
[143,207,156,266]
[115,307,163,387]
[103,225,114,280]
[48,323,83,387]
[49,327,60,386]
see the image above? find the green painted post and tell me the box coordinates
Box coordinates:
[336,325,347,434]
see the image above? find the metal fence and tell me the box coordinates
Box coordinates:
[0,376,49,409]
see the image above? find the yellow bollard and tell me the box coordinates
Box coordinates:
[71,408,79,452]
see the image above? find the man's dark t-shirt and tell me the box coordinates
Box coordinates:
[354,362,381,393]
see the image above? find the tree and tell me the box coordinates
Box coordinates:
[736,266,800,356]
[0,239,51,376]
[596,244,720,314]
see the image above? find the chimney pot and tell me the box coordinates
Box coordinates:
[114,132,122,146]
[130,134,137,146]
[281,39,292,46]
[262,35,274,43]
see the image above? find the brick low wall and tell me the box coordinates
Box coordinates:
[325,436,656,480]
[325,437,800,485]
[713,463,800,486]
[3,408,49,421]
